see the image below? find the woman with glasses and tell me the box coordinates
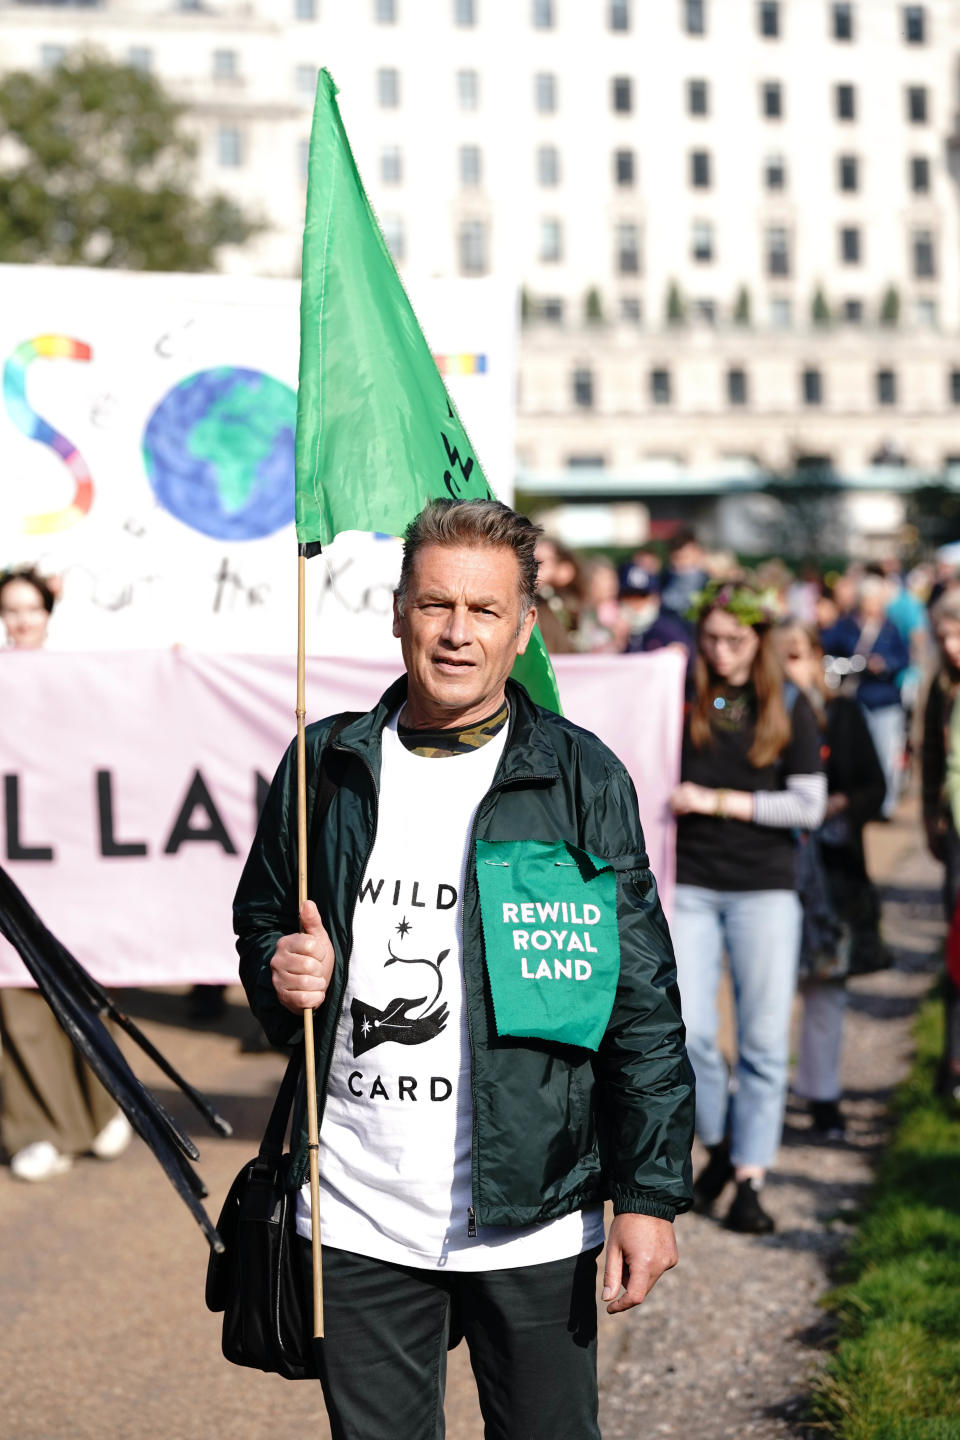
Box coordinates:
[669,580,826,1233]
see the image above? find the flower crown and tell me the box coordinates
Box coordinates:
[686,578,780,628]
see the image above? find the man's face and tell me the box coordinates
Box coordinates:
[393,543,536,728]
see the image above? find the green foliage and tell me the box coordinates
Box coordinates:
[812,285,832,327]
[666,280,686,326]
[584,286,605,325]
[733,285,751,326]
[880,284,901,327]
[811,999,960,1439]
[0,51,261,270]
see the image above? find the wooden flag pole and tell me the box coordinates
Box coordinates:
[297,547,324,1338]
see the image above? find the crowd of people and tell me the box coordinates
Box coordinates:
[535,527,960,1231]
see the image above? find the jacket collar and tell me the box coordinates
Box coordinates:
[334,675,561,787]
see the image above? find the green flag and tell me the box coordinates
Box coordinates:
[295,69,560,713]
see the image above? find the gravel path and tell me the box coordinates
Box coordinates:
[0,805,942,1439]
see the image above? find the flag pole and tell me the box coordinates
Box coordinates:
[297,545,324,1338]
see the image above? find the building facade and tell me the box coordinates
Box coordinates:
[3,0,960,542]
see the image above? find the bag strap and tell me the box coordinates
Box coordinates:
[258,712,362,1167]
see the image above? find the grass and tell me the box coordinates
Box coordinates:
[810,997,960,1439]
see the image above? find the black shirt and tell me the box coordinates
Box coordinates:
[676,686,822,892]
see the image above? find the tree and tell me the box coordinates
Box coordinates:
[584,287,605,325]
[0,52,262,270]
[666,280,686,326]
[811,285,831,327]
[880,284,901,327]
[733,285,751,326]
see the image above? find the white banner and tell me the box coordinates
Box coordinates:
[0,265,514,657]
[0,650,683,986]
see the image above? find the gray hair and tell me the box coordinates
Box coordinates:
[396,499,542,619]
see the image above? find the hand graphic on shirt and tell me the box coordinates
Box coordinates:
[351,996,449,1056]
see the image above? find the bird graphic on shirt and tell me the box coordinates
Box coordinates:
[350,933,450,1057]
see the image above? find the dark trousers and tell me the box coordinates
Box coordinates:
[299,1242,602,1440]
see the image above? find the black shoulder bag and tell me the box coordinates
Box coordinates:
[204,712,360,1379]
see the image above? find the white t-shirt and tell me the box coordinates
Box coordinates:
[297,711,604,1269]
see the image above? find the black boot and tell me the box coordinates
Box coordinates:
[724,1177,775,1234]
[809,1098,845,1140]
[692,1140,734,1214]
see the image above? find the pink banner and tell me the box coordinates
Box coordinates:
[0,650,683,986]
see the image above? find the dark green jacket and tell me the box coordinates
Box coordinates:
[234,677,694,1225]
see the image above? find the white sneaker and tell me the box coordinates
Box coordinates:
[90,1111,133,1160]
[10,1140,73,1182]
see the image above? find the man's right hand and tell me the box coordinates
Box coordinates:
[270,899,335,1014]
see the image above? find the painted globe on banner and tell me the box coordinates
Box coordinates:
[142,367,296,541]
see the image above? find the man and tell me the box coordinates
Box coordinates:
[234,499,693,1440]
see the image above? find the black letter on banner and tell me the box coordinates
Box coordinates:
[163,770,237,855]
[255,772,271,822]
[3,775,54,862]
[96,771,148,858]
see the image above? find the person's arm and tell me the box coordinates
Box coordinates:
[670,774,827,829]
[830,699,886,827]
[945,694,960,836]
[582,765,695,1310]
[921,679,948,858]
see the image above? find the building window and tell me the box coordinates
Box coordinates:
[375,0,397,20]
[910,155,930,192]
[761,81,783,118]
[454,0,476,24]
[616,222,641,273]
[766,225,789,276]
[684,0,706,35]
[540,219,563,262]
[540,297,565,323]
[838,154,859,191]
[459,220,487,273]
[802,368,823,406]
[915,298,936,328]
[764,152,786,188]
[690,150,711,187]
[294,0,315,18]
[688,78,708,115]
[907,86,928,123]
[694,298,717,326]
[382,215,405,261]
[533,0,554,26]
[758,1,779,36]
[876,369,897,406]
[573,368,594,409]
[913,227,935,277]
[843,298,863,323]
[609,0,631,30]
[835,83,856,120]
[212,48,238,80]
[611,76,633,113]
[217,126,244,167]
[535,72,558,112]
[727,367,748,405]
[770,297,792,328]
[456,69,479,110]
[949,370,960,406]
[380,145,402,184]
[39,44,67,68]
[903,5,926,42]
[614,149,635,185]
[537,145,560,186]
[297,137,310,182]
[620,296,642,324]
[691,219,714,262]
[840,226,861,263]
[832,2,853,39]
[296,63,317,94]
[377,67,400,107]
[128,47,153,70]
[459,145,482,186]
[650,368,672,405]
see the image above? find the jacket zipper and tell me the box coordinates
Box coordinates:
[462,768,559,1233]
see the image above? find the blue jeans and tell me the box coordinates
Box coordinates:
[672,885,802,1169]
[862,701,904,820]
